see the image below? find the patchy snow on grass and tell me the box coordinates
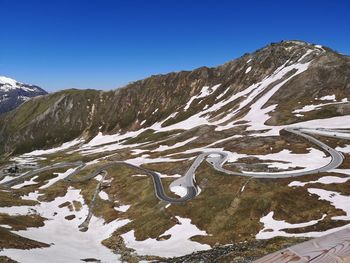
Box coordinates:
[319,95,336,101]
[156,172,182,178]
[215,53,314,133]
[336,145,350,153]
[98,191,109,200]
[12,176,39,189]
[121,216,210,257]
[114,205,130,212]
[245,66,252,73]
[289,176,350,187]
[22,139,84,157]
[21,191,42,201]
[246,148,329,175]
[153,137,197,152]
[308,188,350,221]
[10,155,45,166]
[125,155,187,167]
[0,174,21,184]
[39,167,79,189]
[131,174,147,177]
[256,211,326,239]
[184,84,221,111]
[242,59,312,132]
[293,99,348,114]
[0,187,129,263]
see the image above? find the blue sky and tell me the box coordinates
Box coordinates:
[1,0,349,92]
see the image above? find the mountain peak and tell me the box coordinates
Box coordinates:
[0,76,19,86]
[0,76,47,115]
[0,75,39,92]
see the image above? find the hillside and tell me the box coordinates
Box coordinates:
[0,40,350,262]
[0,40,349,156]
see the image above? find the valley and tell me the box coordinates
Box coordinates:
[1,40,350,262]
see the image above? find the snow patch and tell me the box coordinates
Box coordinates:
[121,216,210,257]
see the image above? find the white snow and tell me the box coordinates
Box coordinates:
[121,216,210,257]
[21,191,42,201]
[289,176,350,187]
[39,167,79,189]
[0,76,18,87]
[0,187,129,263]
[336,145,350,153]
[0,205,35,216]
[293,99,348,114]
[170,186,187,197]
[131,174,147,177]
[22,139,84,157]
[114,205,130,212]
[256,211,326,239]
[153,137,197,152]
[0,76,38,92]
[214,52,314,133]
[98,191,109,200]
[245,148,329,175]
[12,176,39,189]
[184,84,221,111]
[124,155,187,167]
[320,95,336,101]
[241,58,312,132]
[257,184,350,239]
[308,188,350,221]
[0,175,19,184]
[245,66,252,74]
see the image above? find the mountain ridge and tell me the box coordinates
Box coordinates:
[0,40,349,157]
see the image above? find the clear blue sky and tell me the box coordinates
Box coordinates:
[1,0,349,92]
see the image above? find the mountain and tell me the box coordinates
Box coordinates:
[1,40,350,262]
[0,40,349,156]
[0,76,47,115]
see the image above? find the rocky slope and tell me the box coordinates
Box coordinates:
[0,76,47,115]
[0,40,349,157]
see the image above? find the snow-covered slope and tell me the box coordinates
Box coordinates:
[0,76,47,115]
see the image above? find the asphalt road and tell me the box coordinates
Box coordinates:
[0,128,347,204]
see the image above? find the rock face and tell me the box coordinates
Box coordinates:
[0,76,47,115]
[0,40,349,155]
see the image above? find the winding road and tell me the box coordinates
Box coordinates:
[0,128,348,204]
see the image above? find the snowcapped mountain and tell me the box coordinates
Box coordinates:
[0,76,47,115]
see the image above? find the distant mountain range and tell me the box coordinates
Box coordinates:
[0,76,47,115]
